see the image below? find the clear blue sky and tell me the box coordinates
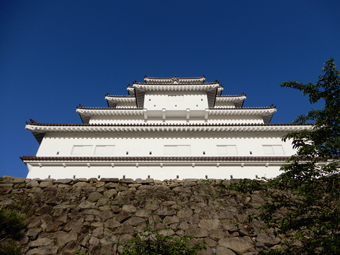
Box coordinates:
[1,0,339,178]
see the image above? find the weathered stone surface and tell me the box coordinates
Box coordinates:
[100,235,118,245]
[163,216,180,224]
[95,181,105,187]
[112,205,120,213]
[159,229,175,236]
[101,178,119,183]
[155,206,176,216]
[99,210,113,221]
[83,209,100,216]
[56,214,68,223]
[92,227,104,237]
[0,176,26,183]
[116,185,128,191]
[78,200,96,209]
[137,185,153,190]
[104,182,119,189]
[36,207,52,217]
[116,210,130,222]
[26,180,39,188]
[135,209,151,218]
[256,232,281,246]
[104,219,121,229]
[27,218,41,229]
[29,237,54,247]
[0,199,13,205]
[26,228,42,240]
[29,187,43,193]
[223,222,239,232]
[46,221,63,232]
[87,192,103,202]
[183,181,196,187]
[126,216,145,226]
[148,215,162,224]
[145,202,159,211]
[89,236,99,245]
[114,224,135,234]
[103,189,117,198]
[119,178,134,184]
[56,231,77,246]
[73,182,87,188]
[64,220,83,233]
[209,229,225,240]
[239,224,255,236]
[172,187,191,193]
[59,242,80,255]
[154,185,170,191]
[0,177,288,254]
[39,181,53,188]
[187,215,200,224]
[169,183,181,189]
[119,233,134,243]
[236,213,248,223]
[197,246,214,255]
[185,227,209,238]
[219,237,254,255]
[198,219,220,230]
[141,178,154,184]
[216,246,237,255]
[122,204,137,213]
[100,244,116,255]
[26,247,59,255]
[177,208,193,218]
[205,237,217,247]
[217,210,233,219]
[90,222,102,228]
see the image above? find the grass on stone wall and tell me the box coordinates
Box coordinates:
[0,208,27,255]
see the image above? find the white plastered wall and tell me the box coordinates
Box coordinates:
[36,131,294,157]
[144,92,208,111]
[26,164,283,180]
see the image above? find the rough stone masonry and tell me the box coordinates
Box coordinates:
[0,176,284,255]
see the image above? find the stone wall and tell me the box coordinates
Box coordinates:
[0,176,282,255]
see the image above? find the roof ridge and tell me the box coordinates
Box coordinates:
[217,93,246,97]
[25,121,314,127]
[20,156,290,161]
[209,106,276,109]
[144,75,205,79]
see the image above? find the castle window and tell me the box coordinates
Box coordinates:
[217,145,238,155]
[164,145,191,155]
[263,145,285,155]
[71,145,93,155]
[94,145,115,155]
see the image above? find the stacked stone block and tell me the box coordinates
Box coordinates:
[0,176,282,255]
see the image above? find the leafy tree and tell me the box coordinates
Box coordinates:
[122,226,207,255]
[228,58,340,254]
